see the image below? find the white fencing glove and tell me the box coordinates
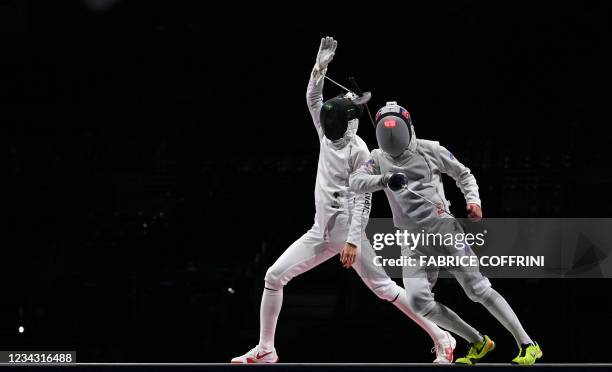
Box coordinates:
[313,36,338,84]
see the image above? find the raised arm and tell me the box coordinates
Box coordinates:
[306,36,337,139]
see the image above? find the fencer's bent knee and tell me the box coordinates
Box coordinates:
[407,291,435,315]
[264,266,284,291]
[461,276,493,303]
[370,281,400,302]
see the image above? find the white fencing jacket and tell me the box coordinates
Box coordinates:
[349,124,480,230]
[306,68,372,249]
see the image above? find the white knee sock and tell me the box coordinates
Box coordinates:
[258,288,283,351]
[482,289,532,345]
[392,291,447,344]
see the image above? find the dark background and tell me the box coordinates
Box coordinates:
[3,0,612,363]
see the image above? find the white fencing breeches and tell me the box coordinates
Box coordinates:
[257,213,446,350]
[264,213,400,301]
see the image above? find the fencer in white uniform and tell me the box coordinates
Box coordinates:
[231,37,455,364]
[349,101,542,365]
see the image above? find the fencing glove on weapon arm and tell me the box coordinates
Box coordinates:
[382,172,408,191]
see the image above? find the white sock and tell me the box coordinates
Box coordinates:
[392,291,448,344]
[482,289,533,346]
[258,287,283,351]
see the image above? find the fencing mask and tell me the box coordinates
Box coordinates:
[375,101,412,157]
[320,95,364,141]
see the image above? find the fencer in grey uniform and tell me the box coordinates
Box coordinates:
[349,101,541,365]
